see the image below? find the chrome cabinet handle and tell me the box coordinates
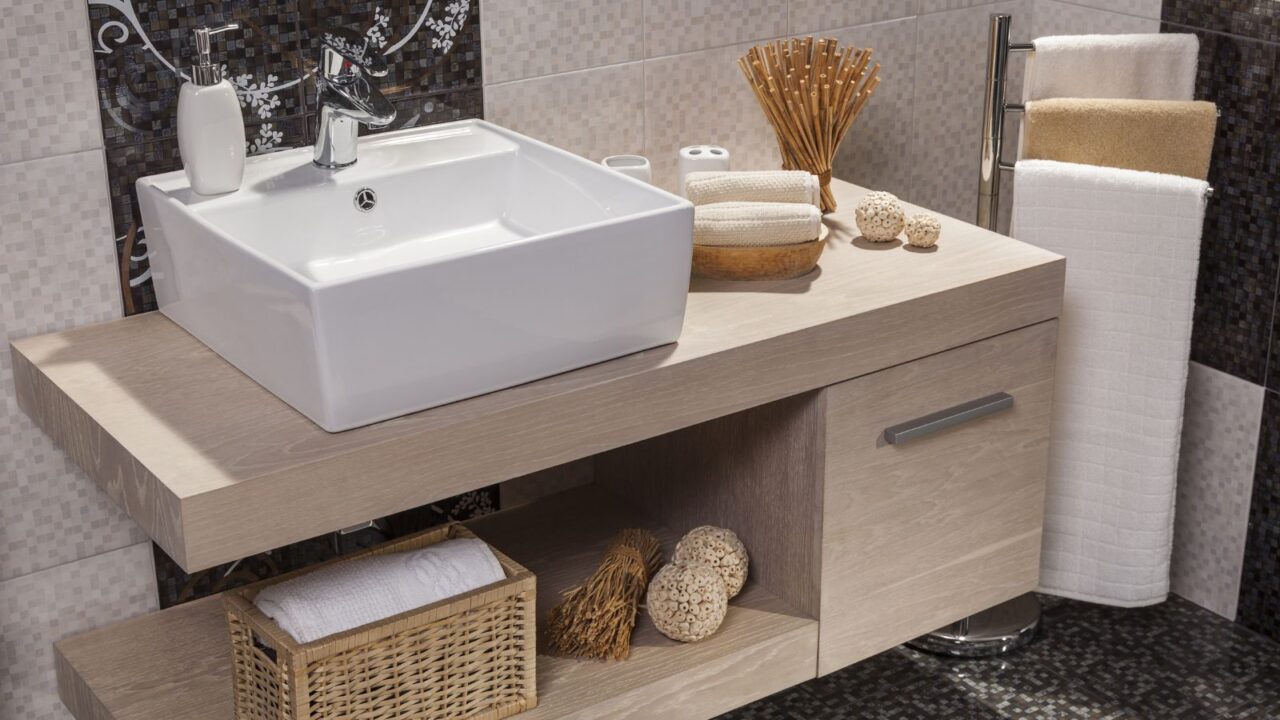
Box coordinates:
[883,392,1014,445]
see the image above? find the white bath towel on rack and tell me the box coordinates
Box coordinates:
[1011,159,1208,607]
[1023,34,1199,102]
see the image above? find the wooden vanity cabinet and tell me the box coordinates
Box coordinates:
[817,320,1057,673]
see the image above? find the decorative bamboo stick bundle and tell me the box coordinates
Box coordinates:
[738,37,881,212]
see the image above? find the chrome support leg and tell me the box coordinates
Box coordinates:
[906,594,1040,657]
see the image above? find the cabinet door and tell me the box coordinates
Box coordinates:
[819,320,1056,674]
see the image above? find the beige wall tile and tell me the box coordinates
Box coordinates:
[481,0,644,83]
[0,542,157,719]
[908,0,1029,222]
[644,42,783,192]
[790,0,920,35]
[829,18,918,200]
[0,151,144,581]
[485,63,645,162]
[645,0,788,58]
[1,1,103,165]
[1032,0,1160,36]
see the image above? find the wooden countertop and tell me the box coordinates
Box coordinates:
[11,179,1064,571]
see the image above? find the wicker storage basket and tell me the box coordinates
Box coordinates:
[222,523,536,720]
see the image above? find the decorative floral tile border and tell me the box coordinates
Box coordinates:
[87,0,483,313]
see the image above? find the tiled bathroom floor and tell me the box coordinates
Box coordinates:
[718,595,1280,719]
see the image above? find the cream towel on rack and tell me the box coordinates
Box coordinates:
[685,171,821,207]
[1023,34,1199,101]
[254,537,506,644]
[694,202,823,247]
[1012,159,1208,607]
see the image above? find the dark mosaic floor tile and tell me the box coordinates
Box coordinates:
[299,0,482,106]
[1242,391,1280,643]
[89,1,307,148]
[1162,25,1280,384]
[1238,519,1280,646]
[1163,0,1280,44]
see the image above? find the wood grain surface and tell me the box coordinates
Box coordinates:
[11,179,1064,571]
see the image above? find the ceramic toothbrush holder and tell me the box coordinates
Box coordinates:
[602,155,653,184]
[678,145,731,197]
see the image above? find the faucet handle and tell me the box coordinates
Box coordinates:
[319,28,388,82]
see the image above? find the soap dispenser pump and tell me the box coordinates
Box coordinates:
[178,23,246,195]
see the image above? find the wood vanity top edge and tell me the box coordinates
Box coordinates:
[11,179,1065,571]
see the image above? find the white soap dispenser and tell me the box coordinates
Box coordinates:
[178,24,246,195]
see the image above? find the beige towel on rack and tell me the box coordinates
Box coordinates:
[685,171,821,207]
[1023,34,1199,101]
[694,202,822,247]
[1022,99,1217,180]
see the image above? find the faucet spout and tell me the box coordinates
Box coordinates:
[312,28,397,169]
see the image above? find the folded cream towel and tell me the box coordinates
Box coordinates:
[1023,99,1217,180]
[254,537,505,644]
[685,171,821,208]
[1023,34,1199,101]
[1012,159,1208,607]
[694,202,823,247]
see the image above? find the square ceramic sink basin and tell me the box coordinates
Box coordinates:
[138,120,693,431]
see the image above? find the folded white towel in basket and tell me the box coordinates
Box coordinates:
[254,537,506,644]
[1012,159,1208,607]
[685,171,821,207]
[1024,34,1199,102]
[693,202,823,247]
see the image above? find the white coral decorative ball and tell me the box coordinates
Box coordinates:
[673,526,749,598]
[905,213,942,248]
[855,191,906,242]
[646,561,729,643]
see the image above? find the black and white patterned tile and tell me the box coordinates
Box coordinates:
[1172,362,1265,620]
[717,595,1280,719]
[86,0,484,315]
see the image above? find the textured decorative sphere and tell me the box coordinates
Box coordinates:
[854,191,906,242]
[646,561,729,643]
[905,213,942,248]
[673,526,749,598]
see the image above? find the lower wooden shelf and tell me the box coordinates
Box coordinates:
[55,486,818,720]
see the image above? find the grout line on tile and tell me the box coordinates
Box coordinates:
[1157,18,1280,48]
[484,60,647,89]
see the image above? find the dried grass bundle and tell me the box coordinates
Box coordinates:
[739,37,881,212]
[546,529,662,661]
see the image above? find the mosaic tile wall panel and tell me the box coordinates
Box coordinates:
[0,542,157,720]
[0,151,149,582]
[1158,0,1280,645]
[87,0,484,314]
[1162,24,1279,385]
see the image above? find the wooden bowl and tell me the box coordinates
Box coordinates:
[692,225,828,281]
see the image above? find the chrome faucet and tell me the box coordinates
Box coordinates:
[313,28,397,169]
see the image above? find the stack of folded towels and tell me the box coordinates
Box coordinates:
[254,537,506,644]
[1011,33,1215,609]
[687,171,823,247]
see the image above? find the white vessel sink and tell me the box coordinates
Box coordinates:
[138,120,693,431]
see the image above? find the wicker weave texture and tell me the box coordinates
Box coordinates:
[223,524,536,720]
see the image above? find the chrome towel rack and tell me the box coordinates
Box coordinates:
[976,13,1033,232]
[976,13,1212,233]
